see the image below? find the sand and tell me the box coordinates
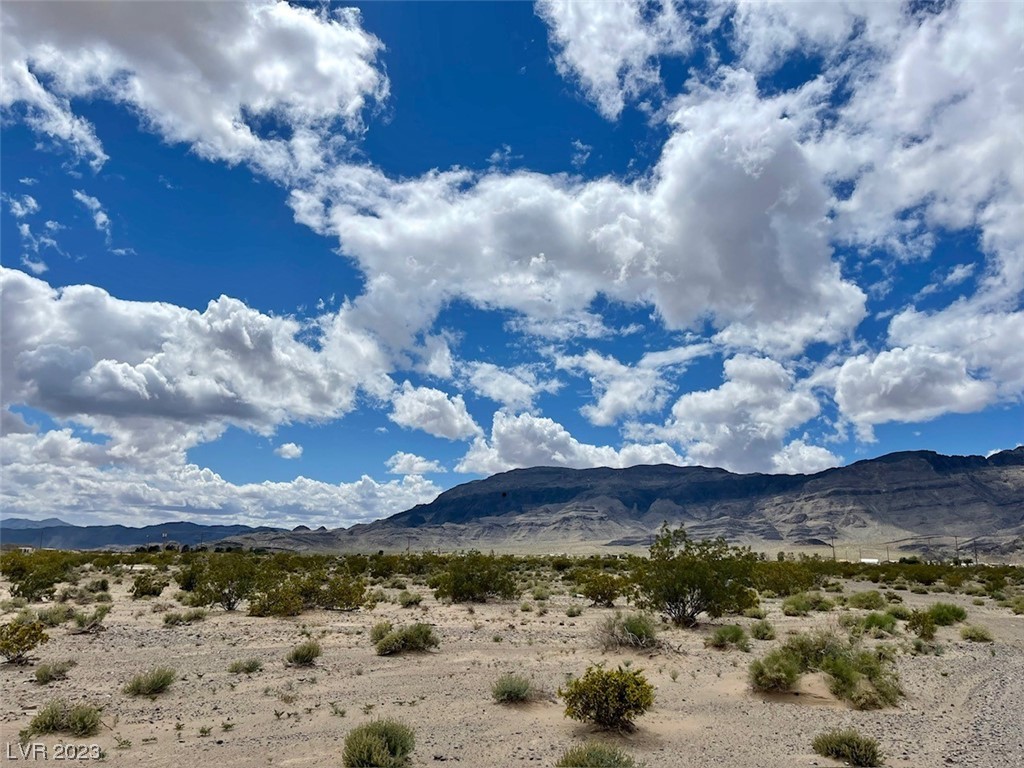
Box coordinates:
[2,578,1022,767]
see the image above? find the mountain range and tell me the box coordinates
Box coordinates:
[3,448,1023,558]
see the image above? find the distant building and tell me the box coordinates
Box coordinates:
[860,557,880,565]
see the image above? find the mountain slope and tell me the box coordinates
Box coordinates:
[0,521,282,550]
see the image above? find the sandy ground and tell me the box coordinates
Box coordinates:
[2,578,1022,767]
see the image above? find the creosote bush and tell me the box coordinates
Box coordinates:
[597,611,659,650]
[429,551,518,603]
[398,591,423,608]
[130,572,168,599]
[559,664,654,731]
[556,742,644,768]
[847,590,887,610]
[928,602,967,626]
[375,623,439,656]
[782,592,834,616]
[907,610,937,640]
[343,719,415,768]
[0,620,48,664]
[812,729,883,767]
[580,571,623,607]
[21,699,102,742]
[960,624,993,642]
[370,621,393,644]
[35,659,77,684]
[287,640,322,666]
[750,620,776,641]
[491,673,536,703]
[124,666,176,696]
[706,624,751,652]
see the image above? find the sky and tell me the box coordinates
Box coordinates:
[1,1,1022,529]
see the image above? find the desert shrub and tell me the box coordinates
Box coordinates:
[928,602,967,626]
[194,554,258,611]
[1007,596,1024,615]
[960,624,993,642]
[163,608,207,626]
[907,610,937,640]
[845,611,898,638]
[750,620,776,641]
[580,571,623,607]
[124,666,176,696]
[753,561,818,597]
[886,604,912,620]
[597,612,659,650]
[531,585,551,601]
[370,621,394,644]
[72,604,111,629]
[375,623,439,656]
[397,591,422,608]
[812,729,883,767]
[782,592,833,616]
[821,649,902,709]
[228,658,263,674]
[22,699,102,741]
[705,624,751,652]
[0,620,48,663]
[286,640,322,666]
[748,649,801,692]
[630,525,756,627]
[248,582,305,617]
[35,604,75,627]
[85,577,109,593]
[342,719,415,768]
[130,572,168,599]
[556,742,643,768]
[491,673,536,703]
[35,659,76,684]
[319,574,368,611]
[742,605,767,619]
[429,551,518,603]
[566,605,583,617]
[0,551,72,601]
[559,665,654,731]
[848,590,887,610]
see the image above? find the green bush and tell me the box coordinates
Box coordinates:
[85,577,109,593]
[597,611,659,650]
[36,604,75,627]
[193,554,258,611]
[124,666,176,696]
[130,572,168,599]
[928,602,967,626]
[370,621,394,644]
[375,623,439,656]
[21,699,102,741]
[706,624,750,651]
[886,604,912,620]
[566,604,583,617]
[228,658,263,674]
[580,571,623,607]
[556,742,643,767]
[782,592,833,616]
[748,649,801,692]
[319,574,369,611]
[73,605,110,629]
[343,719,415,768]
[753,561,818,597]
[907,610,937,640]
[0,620,48,664]
[960,624,993,642]
[163,608,207,626]
[35,659,76,684]
[491,673,536,703]
[750,620,775,641]
[630,525,756,627]
[286,640,322,666]
[397,591,422,608]
[812,729,883,767]
[848,590,887,610]
[430,551,518,603]
[248,582,305,617]
[559,665,654,731]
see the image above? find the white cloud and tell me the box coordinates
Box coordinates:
[3,193,40,218]
[19,256,48,275]
[1,1,388,179]
[771,438,840,475]
[462,362,560,412]
[0,428,439,527]
[388,382,481,440]
[536,0,689,119]
[72,190,110,242]
[834,346,996,440]
[570,138,591,168]
[645,354,826,474]
[456,410,682,474]
[274,442,303,459]
[385,451,446,475]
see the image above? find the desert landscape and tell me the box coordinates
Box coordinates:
[2,547,1022,767]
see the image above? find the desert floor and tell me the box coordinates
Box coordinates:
[2,577,1022,767]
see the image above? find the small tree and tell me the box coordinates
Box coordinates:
[0,621,49,664]
[429,551,518,603]
[630,525,757,627]
[579,571,623,607]
[194,554,257,611]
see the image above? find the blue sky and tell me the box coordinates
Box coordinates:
[2,1,1021,527]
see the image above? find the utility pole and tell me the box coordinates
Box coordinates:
[973,539,979,566]
[954,536,960,563]
[830,535,836,562]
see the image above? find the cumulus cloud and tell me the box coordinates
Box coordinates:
[462,362,560,412]
[1,0,388,179]
[536,0,689,119]
[3,193,40,218]
[456,411,683,474]
[388,382,481,440]
[275,442,303,459]
[834,347,996,441]
[385,451,446,475]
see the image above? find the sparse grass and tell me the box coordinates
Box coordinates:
[748,649,801,692]
[491,673,538,703]
[960,624,993,642]
[556,742,644,767]
[36,604,75,627]
[566,605,583,617]
[782,592,833,616]
[375,623,439,656]
[163,608,207,626]
[21,699,102,742]
[597,611,659,650]
[705,624,751,652]
[124,667,176,696]
[35,659,77,684]
[750,620,775,641]
[397,591,422,608]
[228,658,263,674]
[286,640,322,666]
[812,728,883,767]
[342,719,415,767]
[370,621,393,644]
